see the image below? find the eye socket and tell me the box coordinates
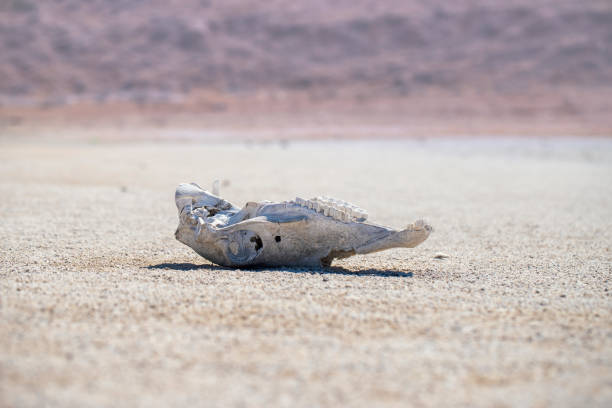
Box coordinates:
[274,236,281,243]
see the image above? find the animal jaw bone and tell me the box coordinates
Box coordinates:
[174,183,432,268]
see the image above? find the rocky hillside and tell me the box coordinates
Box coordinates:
[1,0,611,105]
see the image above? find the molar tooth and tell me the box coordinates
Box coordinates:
[323,206,330,216]
[345,207,354,219]
[353,208,368,220]
[295,197,305,206]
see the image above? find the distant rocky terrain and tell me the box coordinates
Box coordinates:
[1,0,611,107]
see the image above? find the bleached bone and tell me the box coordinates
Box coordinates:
[174,183,432,268]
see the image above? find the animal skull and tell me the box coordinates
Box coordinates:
[175,183,432,268]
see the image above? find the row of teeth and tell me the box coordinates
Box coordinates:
[294,196,368,222]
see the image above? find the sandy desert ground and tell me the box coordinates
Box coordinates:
[0,137,611,407]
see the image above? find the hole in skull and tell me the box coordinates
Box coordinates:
[207,208,219,216]
[275,236,281,243]
[250,235,263,251]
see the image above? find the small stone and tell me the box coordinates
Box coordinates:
[433,252,450,260]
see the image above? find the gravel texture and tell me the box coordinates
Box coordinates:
[1,138,611,407]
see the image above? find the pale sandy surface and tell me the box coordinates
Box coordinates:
[1,138,611,407]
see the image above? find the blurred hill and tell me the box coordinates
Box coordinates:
[0,0,611,137]
[1,0,610,103]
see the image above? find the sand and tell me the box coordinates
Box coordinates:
[1,138,611,407]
